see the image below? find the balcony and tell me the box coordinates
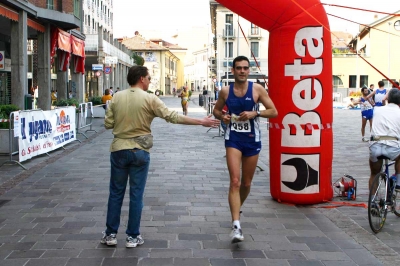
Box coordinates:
[223,29,235,39]
[248,28,262,39]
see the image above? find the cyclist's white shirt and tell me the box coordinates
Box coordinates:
[370,103,400,147]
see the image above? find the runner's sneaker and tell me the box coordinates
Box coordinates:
[396,185,400,192]
[230,225,244,243]
[126,235,144,248]
[370,202,380,217]
[362,137,369,142]
[100,231,117,246]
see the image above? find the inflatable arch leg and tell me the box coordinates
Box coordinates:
[216,0,333,204]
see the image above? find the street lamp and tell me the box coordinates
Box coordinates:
[225,23,232,86]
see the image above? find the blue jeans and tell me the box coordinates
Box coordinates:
[105,149,150,237]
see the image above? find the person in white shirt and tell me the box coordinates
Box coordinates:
[369,88,400,192]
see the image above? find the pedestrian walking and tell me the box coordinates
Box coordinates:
[352,86,375,142]
[212,55,278,243]
[101,65,219,248]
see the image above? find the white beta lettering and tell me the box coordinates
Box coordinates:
[284,59,322,81]
[282,26,324,148]
[292,78,322,110]
[281,112,321,147]
[294,27,323,58]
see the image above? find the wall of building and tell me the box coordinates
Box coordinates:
[332,16,400,92]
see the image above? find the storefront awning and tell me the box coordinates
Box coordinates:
[0,4,44,32]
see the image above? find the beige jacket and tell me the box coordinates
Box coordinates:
[105,88,181,152]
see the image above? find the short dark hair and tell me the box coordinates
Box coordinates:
[361,87,368,93]
[232,56,250,68]
[127,66,149,86]
[392,81,400,88]
[105,89,110,95]
[387,88,400,104]
[378,81,385,87]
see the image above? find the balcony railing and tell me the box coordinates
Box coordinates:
[248,27,262,38]
[223,29,235,38]
[85,35,134,65]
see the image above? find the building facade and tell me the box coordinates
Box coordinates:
[0,0,86,110]
[209,1,269,89]
[121,33,186,95]
[81,0,133,97]
[333,12,400,94]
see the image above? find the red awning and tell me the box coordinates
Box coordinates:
[71,36,85,57]
[27,19,45,33]
[0,4,18,21]
[58,29,71,53]
[0,5,45,32]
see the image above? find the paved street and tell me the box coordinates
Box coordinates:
[0,93,399,266]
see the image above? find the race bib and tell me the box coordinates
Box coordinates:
[231,114,251,132]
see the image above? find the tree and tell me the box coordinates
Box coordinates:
[131,53,145,66]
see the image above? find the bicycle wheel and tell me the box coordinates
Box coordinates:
[394,190,400,217]
[368,173,388,233]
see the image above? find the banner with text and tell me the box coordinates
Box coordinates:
[18,107,76,162]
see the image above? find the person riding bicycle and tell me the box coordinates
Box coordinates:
[369,88,400,193]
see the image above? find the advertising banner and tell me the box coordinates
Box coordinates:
[18,107,76,162]
[0,51,4,70]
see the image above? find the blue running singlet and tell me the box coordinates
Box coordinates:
[374,88,386,107]
[360,97,373,120]
[224,82,261,142]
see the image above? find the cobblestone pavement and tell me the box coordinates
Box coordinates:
[0,93,399,266]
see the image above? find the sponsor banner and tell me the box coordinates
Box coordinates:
[18,107,76,162]
[0,51,4,70]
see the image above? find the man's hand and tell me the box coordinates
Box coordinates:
[238,111,256,121]
[221,114,231,125]
[202,114,220,128]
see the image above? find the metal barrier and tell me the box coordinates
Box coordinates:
[85,102,98,133]
[0,111,26,169]
[333,92,343,103]
[75,102,97,139]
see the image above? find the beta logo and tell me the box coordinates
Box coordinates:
[281,154,320,194]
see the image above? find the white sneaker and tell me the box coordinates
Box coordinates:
[126,235,144,248]
[100,231,117,246]
[230,226,244,243]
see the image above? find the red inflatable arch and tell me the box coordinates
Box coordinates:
[216,0,333,204]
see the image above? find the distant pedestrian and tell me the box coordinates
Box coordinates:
[352,86,375,142]
[179,86,190,116]
[101,89,112,110]
[374,81,386,107]
[100,65,219,248]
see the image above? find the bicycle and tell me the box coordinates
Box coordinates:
[368,156,400,233]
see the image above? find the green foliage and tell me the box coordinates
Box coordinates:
[332,48,350,54]
[132,53,145,66]
[88,96,103,106]
[0,104,20,119]
[53,98,80,107]
[0,104,19,129]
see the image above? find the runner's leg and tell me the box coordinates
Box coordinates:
[240,154,259,206]
[226,147,242,222]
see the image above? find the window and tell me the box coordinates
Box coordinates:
[360,75,368,88]
[74,0,80,18]
[47,0,54,10]
[250,24,259,35]
[225,41,233,58]
[332,75,343,88]
[250,42,259,57]
[349,75,356,88]
[225,14,233,36]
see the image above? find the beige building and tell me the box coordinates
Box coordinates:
[209,1,269,89]
[121,34,186,95]
[333,12,400,94]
